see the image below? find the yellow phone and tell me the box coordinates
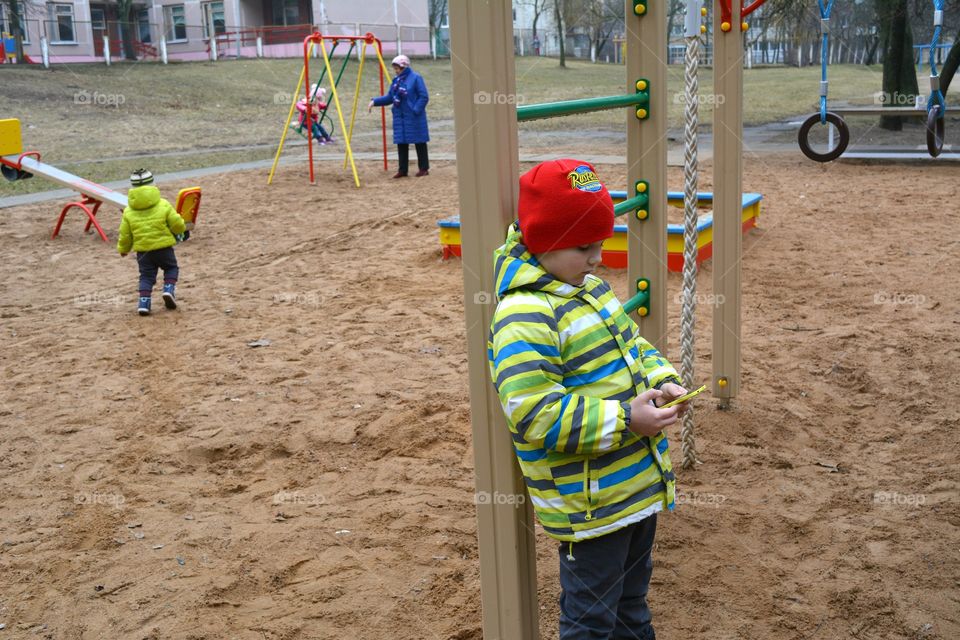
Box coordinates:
[659,384,707,408]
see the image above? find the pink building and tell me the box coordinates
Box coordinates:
[0,0,429,64]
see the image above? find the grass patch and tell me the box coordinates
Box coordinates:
[1,57,953,196]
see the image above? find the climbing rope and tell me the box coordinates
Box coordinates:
[927,0,947,156]
[679,0,703,470]
[798,0,849,162]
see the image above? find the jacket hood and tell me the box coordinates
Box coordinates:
[127,185,161,210]
[493,224,583,301]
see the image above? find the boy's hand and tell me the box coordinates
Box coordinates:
[367,99,375,113]
[628,389,679,437]
[656,382,691,417]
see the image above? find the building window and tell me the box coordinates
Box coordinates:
[202,1,225,38]
[138,9,151,43]
[47,3,76,43]
[272,0,300,26]
[164,4,187,42]
[90,8,105,30]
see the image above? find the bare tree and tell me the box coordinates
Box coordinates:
[520,0,549,42]
[5,0,26,63]
[554,0,568,67]
[428,0,447,58]
[577,0,621,62]
[115,0,138,60]
[875,0,919,129]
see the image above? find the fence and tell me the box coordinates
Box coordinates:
[1,18,431,66]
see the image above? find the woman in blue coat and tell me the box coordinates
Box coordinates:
[368,55,430,178]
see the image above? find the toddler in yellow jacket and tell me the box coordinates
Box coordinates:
[117,169,185,316]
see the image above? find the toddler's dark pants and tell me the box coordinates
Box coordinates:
[558,514,657,640]
[397,142,429,174]
[137,246,179,295]
[311,121,331,141]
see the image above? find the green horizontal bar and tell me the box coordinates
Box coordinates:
[613,193,649,217]
[623,289,649,315]
[517,92,649,122]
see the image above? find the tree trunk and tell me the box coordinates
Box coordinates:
[122,20,138,60]
[9,0,26,63]
[875,0,918,130]
[940,31,960,96]
[555,0,565,68]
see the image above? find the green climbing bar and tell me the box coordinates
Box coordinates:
[517,92,649,122]
[623,289,650,315]
[613,193,649,217]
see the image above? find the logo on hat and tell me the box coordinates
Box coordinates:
[567,165,602,193]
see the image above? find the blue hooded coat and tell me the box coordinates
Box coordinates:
[372,67,430,144]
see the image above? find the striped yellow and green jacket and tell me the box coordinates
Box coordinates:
[487,225,680,542]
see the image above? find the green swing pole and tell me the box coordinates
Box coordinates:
[516,91,650,122]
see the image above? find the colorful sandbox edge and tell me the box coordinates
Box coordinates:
[438,191,762,272]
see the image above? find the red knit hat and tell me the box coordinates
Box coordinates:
[518,159,615,254]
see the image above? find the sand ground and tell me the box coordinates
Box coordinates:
[0,152,958,639]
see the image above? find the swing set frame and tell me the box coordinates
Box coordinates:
[268,32,392,187]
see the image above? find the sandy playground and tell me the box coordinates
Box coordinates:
[0,152,958,639]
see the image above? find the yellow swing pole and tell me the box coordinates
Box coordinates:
[267,41,315,185]
[344,40,368,170]
[372,45,391,78]
[320,39,360,188]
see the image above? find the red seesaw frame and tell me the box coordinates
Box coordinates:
[0,151,111,242]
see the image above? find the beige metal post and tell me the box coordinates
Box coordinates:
[712,3,743,405]
[626,0,669,352]
[448,1,540,638]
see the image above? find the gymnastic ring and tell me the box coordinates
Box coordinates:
[798,111,849,162]
[926,104,945,158]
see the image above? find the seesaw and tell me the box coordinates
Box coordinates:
[0,118,201,242]
[438,190,762,271]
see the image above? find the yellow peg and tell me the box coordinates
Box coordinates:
[700,25,707,34]
[636,209,648,220]
[638,280,648,291]
[718,377,728,388]
[700,7,707,16]
[636,182,647,193]
[721,21,731,32]
[636,108,648,119]
[741,21,749,31]
[638,307,649,317]
[634,4,646,14]
[636,79,647,91]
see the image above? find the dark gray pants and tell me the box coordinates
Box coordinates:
[137,246,179,295]
[558,514,657,640]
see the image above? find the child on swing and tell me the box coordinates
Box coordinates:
[296,84,334,145]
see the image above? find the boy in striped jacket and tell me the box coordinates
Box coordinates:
[488,159,692,640]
